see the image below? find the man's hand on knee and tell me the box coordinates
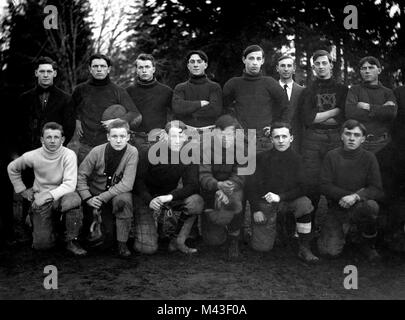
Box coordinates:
[87,196,103,210]
[33,191,54,207]
[263,192,280,203]
[216,190,229,205]
[20,188,35,202]
[253,211,267,224]
[339,194,360,209]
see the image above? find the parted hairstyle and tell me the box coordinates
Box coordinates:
[270,121,293,136]
[136,53,155,67]
[88,53,111,67]
[186,50,209,64]
[35,56,57,70]
[42,122,64,137]
[359,56,381,69]
[340,119,367,136]
[107,119,130,133]
[312,50,333,63]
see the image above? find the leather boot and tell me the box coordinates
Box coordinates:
[358,234,381,262]
[118,241,131,257]
[298,233,319,263]
[66,240,87,256]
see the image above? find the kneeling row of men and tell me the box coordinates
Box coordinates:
[7,115,382,262]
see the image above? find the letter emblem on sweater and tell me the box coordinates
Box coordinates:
[316,93,336,111]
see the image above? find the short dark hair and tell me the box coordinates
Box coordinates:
[312,50,333,63]
[35,56,57,70]
[215,114,242,130]
[340,119,367,136]
[359,56,381,69]
[136,53,155,67]
[42,122,64,136]
[88,53,111,67]
[186,50,208,64]
[277,55,295,65]
[243,45,264,59]
[107,119,130,133]
[270,121,292,136]
[164,120,188,134]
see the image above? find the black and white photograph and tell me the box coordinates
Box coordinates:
[0,0,405,306]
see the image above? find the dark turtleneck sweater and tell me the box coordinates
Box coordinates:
[299,78,348,129]
[73,76,142,147]
[320,146,384,205]
[345,82,397,136]
[172,74,222,127]
[223,71,288,130]
[134,143,199,204]
[126,77,173,133]
[17,84,75,154]
[247,147,305,212]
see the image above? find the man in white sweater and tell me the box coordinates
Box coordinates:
[7,122,86,255]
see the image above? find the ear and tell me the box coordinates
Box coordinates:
[360,136,366,144]
[106,133,111,141]
[53,70,57,77]
[107,66,112,74]
[377,68,382,75]
[242,56,246,64]
[61,136,65,144]
[330,62,334,69]
[35,69,39,77]
[290,135,294,142]
[40,136,44,144]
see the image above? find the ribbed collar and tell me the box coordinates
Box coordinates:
[242,71,263,81]
[136,77,157,88]
[40,144,64,160]
[340,146,363,159]
[313,77,336,88]
[89,75,111,86]
[189,74,208,84]
[361,81,383,90]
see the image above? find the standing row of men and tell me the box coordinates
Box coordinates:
[4,44,405,262]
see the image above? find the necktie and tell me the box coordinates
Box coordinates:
[283,84,289,101]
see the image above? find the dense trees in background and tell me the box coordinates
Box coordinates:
[0,0,93,94]
[0,0,404,94]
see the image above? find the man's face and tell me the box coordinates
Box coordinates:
[313,55,332,79]
[360,62,381,85]
[243,51,264,75]
[89,58,111,80]
[271,127,293,152]
[107,127,130,151]
[136,59,155,81]
[276,58,295,81]
[220,126,236,149]
[167,127,187,152]
[341,127,365,151]
[41,129,64,152]
[35,64,57,88]
[187,54,207,76]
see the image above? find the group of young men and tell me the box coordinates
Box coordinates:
[4,44,405,264]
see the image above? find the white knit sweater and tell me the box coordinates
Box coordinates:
[7,145,77,201]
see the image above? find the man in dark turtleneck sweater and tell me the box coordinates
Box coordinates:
[318,120,384,261]
[223,44,288,154]
[298,49,348,216]
[126,53,173,149]
[247,122,319,262]
[345,56,397,154]
[73,54,142,163]
[172,50,222,129]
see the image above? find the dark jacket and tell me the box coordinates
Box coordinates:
[18,85,75,153]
